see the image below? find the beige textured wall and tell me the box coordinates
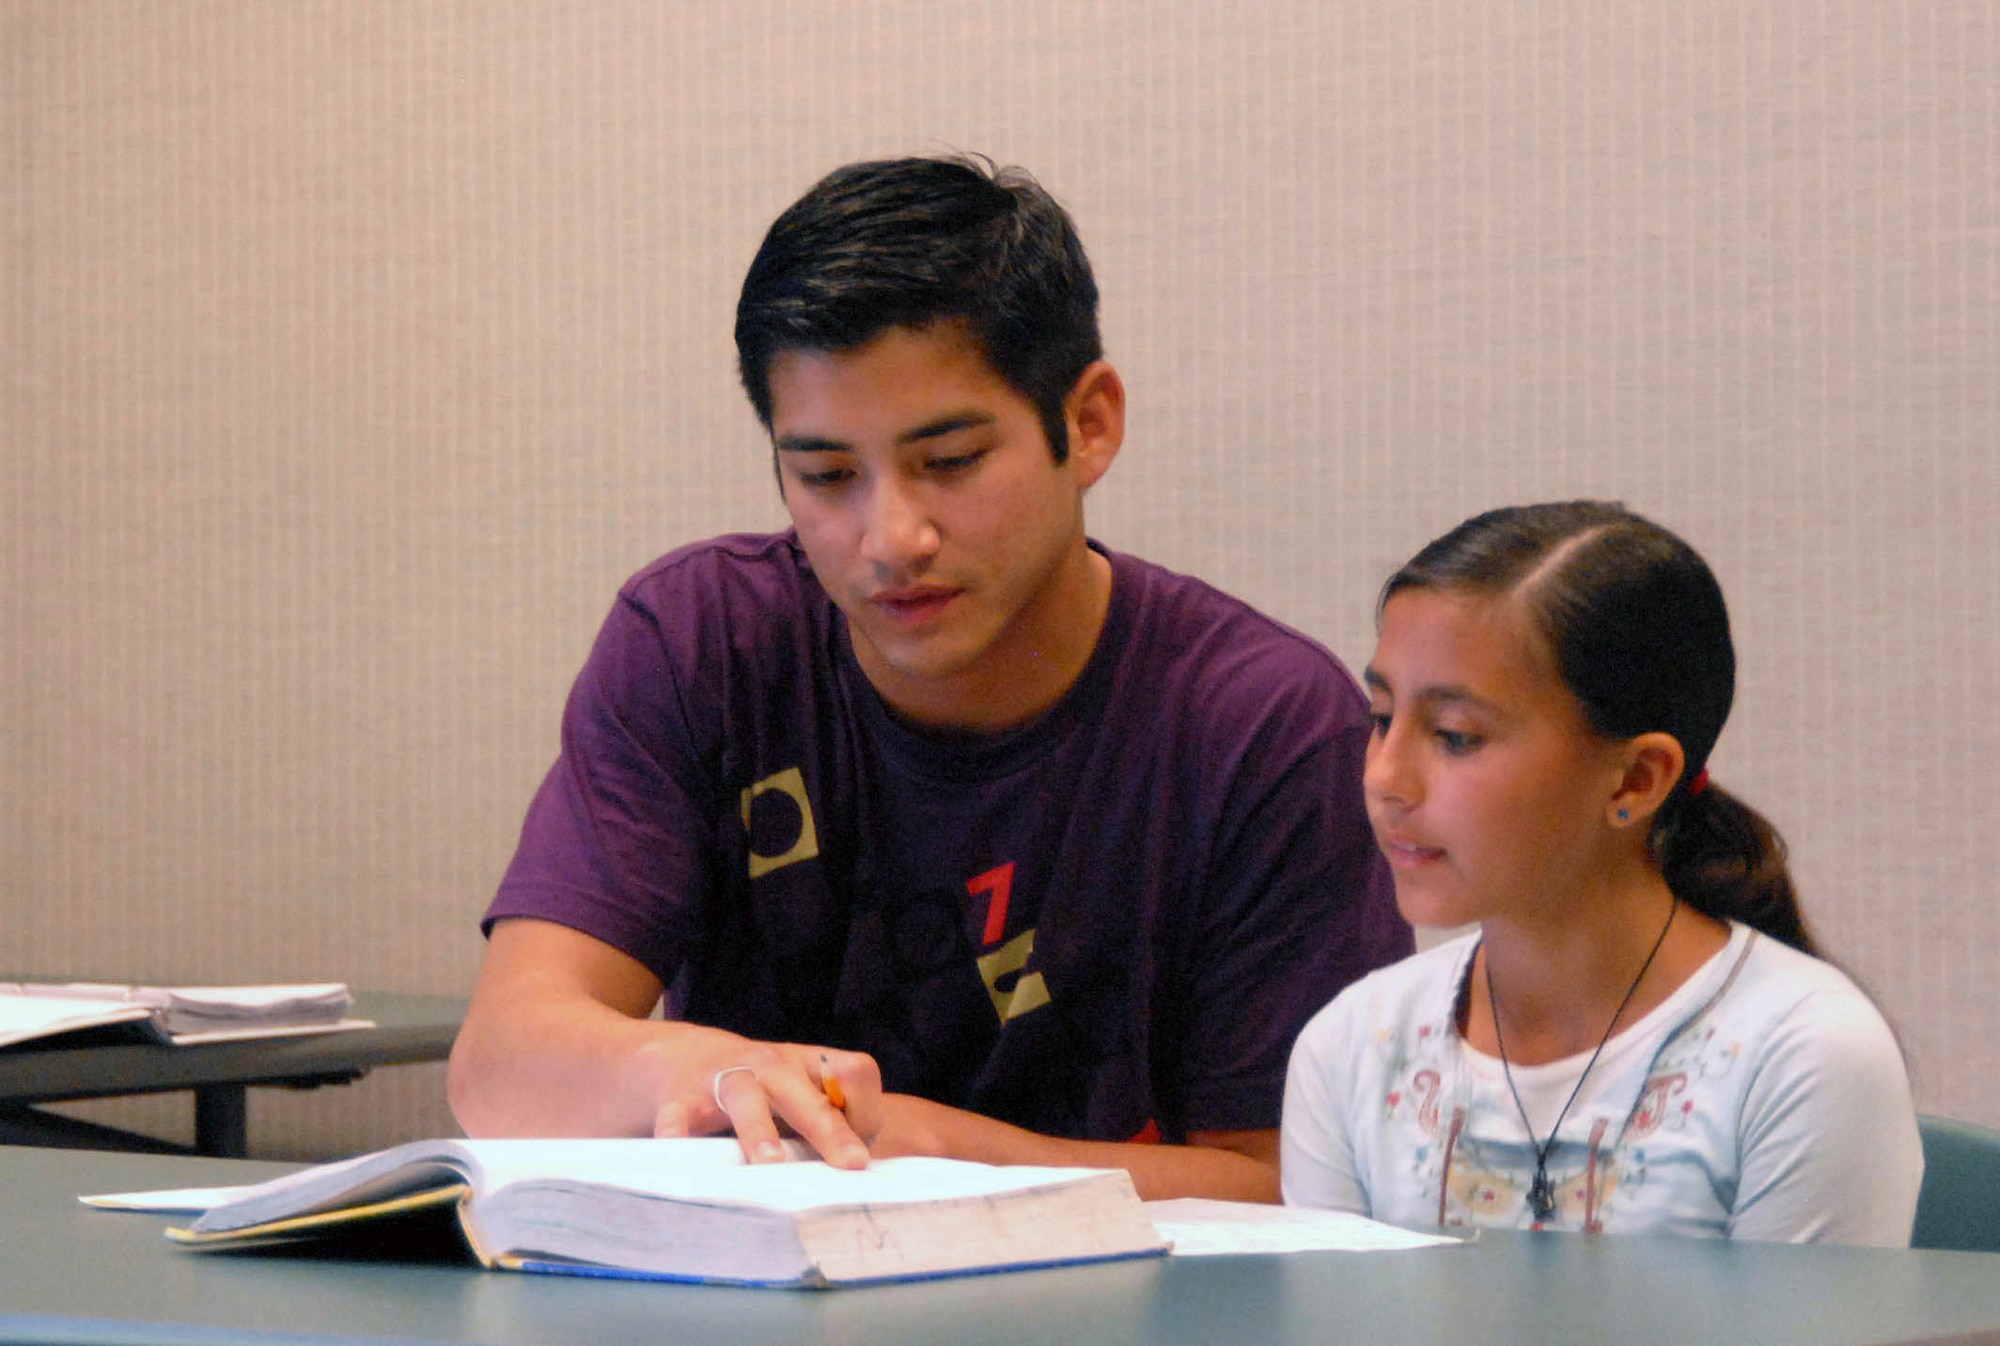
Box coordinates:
[6,2,1997,1157]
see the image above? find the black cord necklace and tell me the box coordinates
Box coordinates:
[1485,899,1678,1223]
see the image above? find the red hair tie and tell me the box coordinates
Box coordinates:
[1688,768,1711,796]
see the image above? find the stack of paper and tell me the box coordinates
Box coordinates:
[0,982,364,1047]
[112,984,354,1036]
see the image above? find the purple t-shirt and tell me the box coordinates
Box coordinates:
[488,532,1409,1142]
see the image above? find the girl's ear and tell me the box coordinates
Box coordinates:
[1608,732,1687,829]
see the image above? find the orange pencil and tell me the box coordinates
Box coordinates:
[819,1053,847,1110]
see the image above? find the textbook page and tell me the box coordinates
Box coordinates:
[81,1138,1071,1222]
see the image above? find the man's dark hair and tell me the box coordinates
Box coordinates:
[735,155,1102,463]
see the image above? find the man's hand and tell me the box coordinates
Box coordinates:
[450,919,885,1168]
[449,919,1279,1200]
[646,1037,878,1170]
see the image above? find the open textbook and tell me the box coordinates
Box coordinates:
[98,1138,1168,1288]
[0,982,364,1048]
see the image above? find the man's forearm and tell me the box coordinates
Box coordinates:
[991,1130,1279,1203]
[873,1094,1280,1202]
[448,995,723,1138]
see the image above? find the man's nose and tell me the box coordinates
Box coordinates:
[859,480,940,569]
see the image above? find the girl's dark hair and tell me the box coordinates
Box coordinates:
[1381,501,1815,954]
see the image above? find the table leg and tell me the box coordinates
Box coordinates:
[193,1084,249,1158]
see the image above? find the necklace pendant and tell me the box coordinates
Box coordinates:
[1528,1167,1557,1222]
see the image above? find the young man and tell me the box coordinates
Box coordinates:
[447,156,1411,1201]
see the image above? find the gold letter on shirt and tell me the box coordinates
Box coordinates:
[976,928,1051,1022]
[741,766,820,879]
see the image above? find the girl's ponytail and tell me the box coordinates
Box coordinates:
[1656,780,1815,955]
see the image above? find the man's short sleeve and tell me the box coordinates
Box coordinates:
[483,584,721,985]
[1139,594,1410,1135]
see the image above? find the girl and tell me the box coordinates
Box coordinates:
[1281,502,1920,1243]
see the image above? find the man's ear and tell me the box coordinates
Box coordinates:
[1063,361,1125,488]
[1608,732,1688,829]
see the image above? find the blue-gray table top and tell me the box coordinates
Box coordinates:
[4,1145,1999,1346]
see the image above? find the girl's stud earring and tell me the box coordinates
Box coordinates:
[1616,808,1630,822]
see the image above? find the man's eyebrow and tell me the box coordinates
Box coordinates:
[898,412,995,444]
[773,412,997,455]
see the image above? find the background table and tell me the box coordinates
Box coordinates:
[4,1145,1999,1346]
[0,992,464,1158]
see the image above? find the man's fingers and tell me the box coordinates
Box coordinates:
[691,1048,881,1169]
[711,1067,788,1163]
[773,1093,869,1169]
[770,1053,872,1169]
[652,1098,691,1139]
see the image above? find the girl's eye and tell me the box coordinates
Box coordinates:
[797,467,853,489]
[1435,729,1481,755]
[1368,712,1392,737]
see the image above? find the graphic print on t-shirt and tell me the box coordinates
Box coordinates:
[741,767,821,878]
[741,769,1051,1029]
[967,862,1049,1022]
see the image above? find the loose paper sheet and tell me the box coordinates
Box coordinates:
[82,1186,255,1214]
[1144,1199,1462,1254]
